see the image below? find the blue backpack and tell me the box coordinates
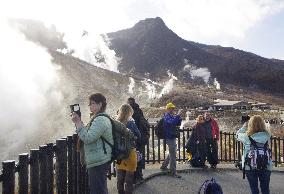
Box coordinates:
[198,178,223,194]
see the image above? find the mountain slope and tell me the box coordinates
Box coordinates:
[108,17,284,94]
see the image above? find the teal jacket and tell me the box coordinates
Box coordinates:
[76,114,113,168]
[236,127,272,170]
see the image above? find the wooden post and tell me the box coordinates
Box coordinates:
[274,137,277,167]
[67,135,73,194]
[2,160,15,194]
[30,149,40,194]
[72,134,78,194]
[152,127,155,164]
[46,143,54,194]
[77,152,82,194]
[39,145,48,194]
[56,139,68,194]
[18,153,29,194]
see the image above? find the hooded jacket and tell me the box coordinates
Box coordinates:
[236,127,272,170]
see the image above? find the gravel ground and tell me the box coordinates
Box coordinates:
[107,163,284,194]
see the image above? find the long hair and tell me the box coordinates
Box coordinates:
[247,115,269,136]
[117,104,133,124]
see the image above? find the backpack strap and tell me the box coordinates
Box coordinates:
[248,136,257,145]
[94,113,114,154]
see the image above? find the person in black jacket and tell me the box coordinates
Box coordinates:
[127,97,150,182]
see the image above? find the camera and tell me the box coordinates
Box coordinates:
[70,104,81,117]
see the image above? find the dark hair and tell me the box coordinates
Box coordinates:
[241,115,250,123]
[89,93,107,113]
[127,97,135,104]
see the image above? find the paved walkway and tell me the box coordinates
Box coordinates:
[108,163,284,194]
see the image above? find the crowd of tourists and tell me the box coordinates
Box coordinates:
[71,93,272,194]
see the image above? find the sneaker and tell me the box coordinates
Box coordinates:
[160,166,169,171]
[210,165,217,169]
[136,176,144,182]
[202,165,208,169]
[170,173,181,178]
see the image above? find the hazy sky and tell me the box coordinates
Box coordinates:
[1,0,284,59]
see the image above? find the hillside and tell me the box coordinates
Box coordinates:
[108,17,284,94]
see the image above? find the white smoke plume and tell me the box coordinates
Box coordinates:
[128,77,135,94]
[158,71,178,98]
[142,79,157,99]
[61,32,120,73]
[183,60,211,83]
[0,18,62,160]
[214,78,221,90]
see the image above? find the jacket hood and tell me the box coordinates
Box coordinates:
[250,132,270,143]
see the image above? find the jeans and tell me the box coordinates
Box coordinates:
[206,139,218,166]
[135,144,145,180]
[88,162,110,194]
[246,170,271,194]
[161,138,177,174]
[117,169,134,194]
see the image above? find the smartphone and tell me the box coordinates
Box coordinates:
[70,104,81,117]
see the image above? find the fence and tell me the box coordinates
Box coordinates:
[144,126,284,165]
[0,125,283,193]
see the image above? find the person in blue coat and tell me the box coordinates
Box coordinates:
[160,102,182,178]
[236,115,272,194]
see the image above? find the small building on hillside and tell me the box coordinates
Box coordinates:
[211,100,251,111]
[250,102,271,110]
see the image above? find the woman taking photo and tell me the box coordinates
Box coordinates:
[236,115,272,194]
[71,93,113,194]
[116,104,141,194]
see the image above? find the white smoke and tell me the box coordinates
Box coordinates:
[62,32,120,73]
[158,71,178,98]
[183,61,211,83]
[0,18,62,160]
[128,77,135,94]
[214,78,221,90]
[142,79,157,99]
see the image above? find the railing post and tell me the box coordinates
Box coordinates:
[277,137,281,165]
[182,129,186,163]
[274,137,277,167]
[2,160,15,194]
[152,127,155,164]
[46,143,54,194]
[39,145,48,194]
[77,151,82,194]
[224,132,227,162]
[56,139,68,194]
[220,131,223,162]
[72,134,78,194]
[67,135,73,194]
[18,153,29,194]
[30,149,40,194]
[229,133,231,162]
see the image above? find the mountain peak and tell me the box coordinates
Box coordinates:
[133,17,167,31]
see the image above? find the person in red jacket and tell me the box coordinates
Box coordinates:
[202,112,220,168]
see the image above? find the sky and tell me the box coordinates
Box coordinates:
[0,0,284,59]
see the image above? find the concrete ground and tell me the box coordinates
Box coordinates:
[108,163,284,194]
